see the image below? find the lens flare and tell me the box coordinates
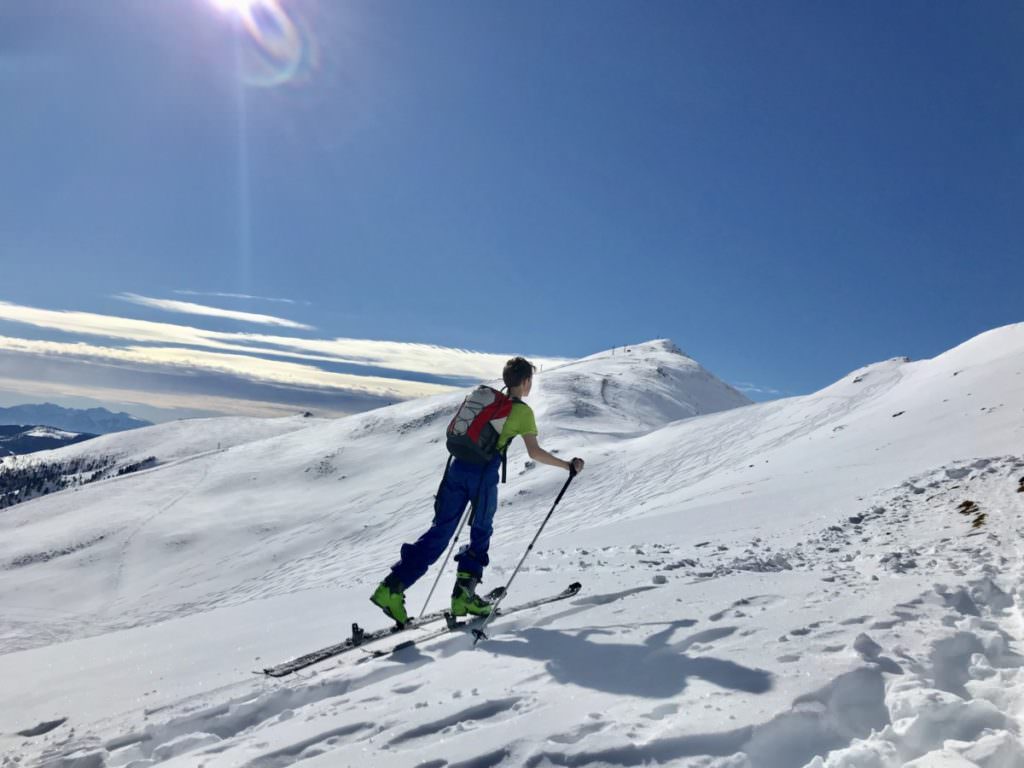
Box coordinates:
[211,0,261,12]
[214,0,317,88]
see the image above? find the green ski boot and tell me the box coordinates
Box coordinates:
[451,571,493,617]
[370,575,408,626]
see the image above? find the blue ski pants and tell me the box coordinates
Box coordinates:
[390,456,499,589]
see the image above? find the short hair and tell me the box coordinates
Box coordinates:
[503,357,536,389]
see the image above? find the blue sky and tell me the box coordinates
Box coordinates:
[1,1,1021,420]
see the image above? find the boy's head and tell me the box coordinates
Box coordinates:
[503,356,535,393]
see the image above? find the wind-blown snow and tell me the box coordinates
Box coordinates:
[1,329,1023,767]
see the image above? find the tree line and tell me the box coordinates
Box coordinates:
[0,455,157,510]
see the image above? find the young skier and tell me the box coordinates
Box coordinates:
[370,356,584,625]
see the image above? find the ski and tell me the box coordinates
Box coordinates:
[261,586,506,677]
[365,581,582,658]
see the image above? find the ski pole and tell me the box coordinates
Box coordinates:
[419,456,491,617]
[418,502,472,619]
[472,464,577,645]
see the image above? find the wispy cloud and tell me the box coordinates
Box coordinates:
[0,300,566,381]
[117,293,315,330]
[0,374,290,419]
[0,336,453,400]
[0,367,369,420]
[734,382,786,396]
[173,290,307,306]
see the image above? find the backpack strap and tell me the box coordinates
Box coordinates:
[499,396,522,485]
[500,436,516,484]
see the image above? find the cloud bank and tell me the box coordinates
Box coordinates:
[0,299,569,421]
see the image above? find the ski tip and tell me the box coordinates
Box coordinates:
[568,581,582,592]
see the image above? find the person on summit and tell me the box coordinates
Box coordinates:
[370,356,585,625]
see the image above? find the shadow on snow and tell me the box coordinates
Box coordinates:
[481,622,773,699]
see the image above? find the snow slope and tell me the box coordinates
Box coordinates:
[1,329,1023,768]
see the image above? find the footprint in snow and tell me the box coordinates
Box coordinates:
[17,717,68,737]
[709,595,782,622]
[869,617,902,630]
[386,698,521,746]
[392,683,422,695]
[642,703,679,721]
[672,626,739,656]
[547,720,608,744]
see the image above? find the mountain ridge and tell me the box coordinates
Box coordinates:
[0,425,95,456]
[0,403,151,435]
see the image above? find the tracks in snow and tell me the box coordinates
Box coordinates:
[20,456,1024,768]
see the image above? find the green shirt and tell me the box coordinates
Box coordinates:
[497,401,538,453]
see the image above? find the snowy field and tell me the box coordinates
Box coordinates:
[2,327,1024,767]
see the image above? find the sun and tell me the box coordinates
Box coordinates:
[209,0,262,14]
[205,0,311,88]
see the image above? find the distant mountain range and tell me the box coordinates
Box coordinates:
[0,404,151,436]
[0,425,97,457]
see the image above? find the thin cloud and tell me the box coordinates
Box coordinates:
[116,293,315,330]
[734,382,785,396]
[0,336,453,400]
[173,290,307,306]
[0,300,567,380]
[0,371,363,420]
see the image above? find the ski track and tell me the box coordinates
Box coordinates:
[102,461,213,621]
[18,455,1024,768]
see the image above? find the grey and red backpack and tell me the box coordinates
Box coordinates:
[446,385,520,480]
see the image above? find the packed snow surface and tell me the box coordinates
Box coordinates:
[2,331,1024,767]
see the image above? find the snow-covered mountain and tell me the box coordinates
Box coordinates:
[0,404,151,435]
[535,340,751,436]
[0,425,95,456]
[2,330,1023,768]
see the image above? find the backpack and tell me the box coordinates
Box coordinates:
[446,386,519,473]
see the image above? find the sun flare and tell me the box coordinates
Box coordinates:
[208,0,313,88]
[210,0,261,14]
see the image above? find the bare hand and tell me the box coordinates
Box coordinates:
[570,457,585,475]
